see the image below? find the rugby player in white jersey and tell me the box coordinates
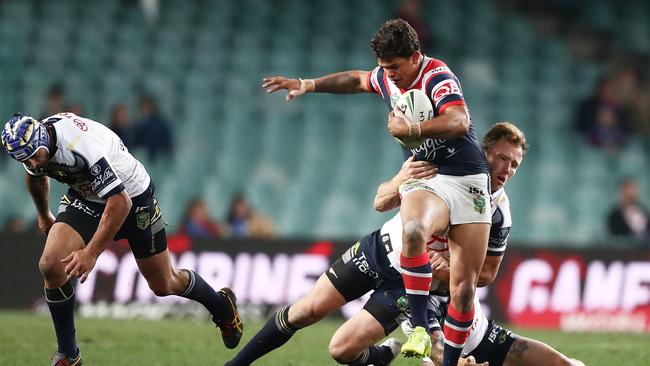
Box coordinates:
[1,113,243,366]
[226,123,522,366]
[264,19,491,364]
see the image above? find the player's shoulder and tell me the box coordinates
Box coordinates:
[492,188,512,225]
[493,188,510,208]
[422,56,453,76]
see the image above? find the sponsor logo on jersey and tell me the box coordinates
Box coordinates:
[432,80,461,105]
[90,163,101,176]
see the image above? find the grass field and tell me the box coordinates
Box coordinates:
[1,311,648,365]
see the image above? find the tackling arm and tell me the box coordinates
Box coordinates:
[373,155,438,212]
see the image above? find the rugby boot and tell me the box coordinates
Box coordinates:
[213,287,243,349]
[401,326,431,358]
[50,351,82,366]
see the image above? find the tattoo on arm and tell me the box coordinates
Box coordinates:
[510,339,529,358]
[448,117,465,129]
[316,73,362,93]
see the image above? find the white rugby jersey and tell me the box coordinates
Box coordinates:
[384,187,512,271]
[24,113,150,203]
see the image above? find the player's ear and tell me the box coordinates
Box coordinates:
[410,51,420,64]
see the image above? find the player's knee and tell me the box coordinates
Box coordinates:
[451,284,475,311]
[328,339,358,364]
[403,219,426,246]
[38,253,63,279]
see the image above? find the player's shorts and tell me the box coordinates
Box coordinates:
[399,173,491,225]
[326,230,406,335]
[55,183,167,259]
[467,320,517,366]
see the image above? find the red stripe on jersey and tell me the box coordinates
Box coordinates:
[402,273,432,292]
[438,100,465,114]
[400,253,430,267]
[366,72,374,93]
[407,57,448,90]
[443,323,469,345]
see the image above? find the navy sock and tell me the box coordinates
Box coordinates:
[442,303,474,366]
[348,345,394,366]
[179,270,228,320]
[45,281,78,358]
[226,306,297,366]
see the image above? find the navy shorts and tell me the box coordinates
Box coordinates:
[55,184,167,259]
[326,230,410,335]
[468,320,517,366]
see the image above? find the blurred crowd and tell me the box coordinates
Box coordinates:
[3,83,276,242]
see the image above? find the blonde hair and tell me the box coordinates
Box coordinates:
[482,122,528,153]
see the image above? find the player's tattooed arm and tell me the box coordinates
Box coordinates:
[25,174,51,217]
[26,174,56,235]
[509,339,529,358]
[314,71,371,93]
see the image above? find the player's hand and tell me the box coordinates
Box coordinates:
[396,155,438,184]
[37,212,56,236]
[430,251,450,274]
[387,109,410,138]
[62,248,98,284]
[262,76,303,101]
[458,356,489,366]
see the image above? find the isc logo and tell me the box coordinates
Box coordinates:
[469,186,485,195]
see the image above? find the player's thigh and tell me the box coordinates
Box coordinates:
[329,309,386,355]
[40,222,85,280]
[503,336,573,366]
[447,223,490,274]
[289,274,348,326]
[400,190,450,240]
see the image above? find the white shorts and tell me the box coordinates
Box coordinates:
[399,173,491,225]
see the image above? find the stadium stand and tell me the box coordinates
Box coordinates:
[0,0,647,245]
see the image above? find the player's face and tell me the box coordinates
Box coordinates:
[24,148,49,170]
[377,52,421,89]
[486,139,523,192]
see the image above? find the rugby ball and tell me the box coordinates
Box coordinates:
[394,89,433,149]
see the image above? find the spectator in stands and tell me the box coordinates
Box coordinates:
[178,198,222,239]
[3,216,27,233]
[132,95,173,161]
[226,193,276,239]
[40,83,65,120]
[607,177,649,242]
[66,103,84,117]
[109,104,136,148]
[575,77,630,152]
[395,0,433,53]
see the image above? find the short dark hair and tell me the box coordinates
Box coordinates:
[370,19,420,59]
[483,122,528,153]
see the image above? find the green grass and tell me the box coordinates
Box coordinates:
[1,311,648,365]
